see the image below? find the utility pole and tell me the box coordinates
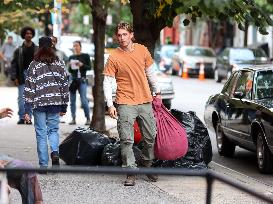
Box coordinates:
[52,0,62,47]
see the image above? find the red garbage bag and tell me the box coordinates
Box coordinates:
[134,121,142,144]
[152,97,188,160]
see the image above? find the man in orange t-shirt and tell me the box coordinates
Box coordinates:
[103,22,161,186]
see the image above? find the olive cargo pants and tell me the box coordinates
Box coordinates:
[117,103,157,168]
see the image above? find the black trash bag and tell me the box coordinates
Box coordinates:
[59,127,111,165]
[101,141,142,167]
[153,158,207,169]
[101,141,122,166]
[170,109,213,165]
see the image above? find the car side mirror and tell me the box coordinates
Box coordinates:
[234,91,244,99]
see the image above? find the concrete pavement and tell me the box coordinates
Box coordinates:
[0,86,272,204]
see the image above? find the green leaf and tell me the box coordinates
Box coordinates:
[238,22,245,31]
[258,27,269,35]
[175,6,188,14]
[183,0,199,7]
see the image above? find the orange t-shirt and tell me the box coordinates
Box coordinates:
[103,43,154,105]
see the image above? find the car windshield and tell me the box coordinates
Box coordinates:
[161,45,178,58]
[230,48,267,61]
[185,47,215,57]
[254,70,273,99]
[252,49,267,58]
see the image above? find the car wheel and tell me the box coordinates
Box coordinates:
[256,131,273,173]
[214,69,222,83]
[172,69,178,76]
[162,99,171,109]
[215,121,235,157]
[171,61,180,76]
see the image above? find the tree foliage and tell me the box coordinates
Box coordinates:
[69,3,92,37]
[0,1,48,40]
[0,0,69,41]
[144,0,273,35]
[256,0,273,14]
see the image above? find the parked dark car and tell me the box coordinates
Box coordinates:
[215,47,269,83]
[204,65,273,173]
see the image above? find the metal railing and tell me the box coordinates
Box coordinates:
[0,166,273,204]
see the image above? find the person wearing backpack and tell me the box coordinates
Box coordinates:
[10,26,38,125]
[103,22,161,186]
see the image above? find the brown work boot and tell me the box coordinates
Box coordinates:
[124,175,136,186]
[138,158,158,182]
[146,174,158,182]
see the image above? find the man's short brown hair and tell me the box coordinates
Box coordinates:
[115,22,133,34]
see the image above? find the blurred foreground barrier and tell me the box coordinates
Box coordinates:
[0,166,273,204]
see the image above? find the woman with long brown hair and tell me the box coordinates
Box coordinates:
[24,36,69,168]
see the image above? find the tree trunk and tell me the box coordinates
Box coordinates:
[244,21,249,47]
[130,0,166,56]
[89,0,107,133]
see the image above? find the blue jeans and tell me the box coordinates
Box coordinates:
[18,84,32,120]
[18,69,32,120]
[33,110,60,167]
[70,80,90,119]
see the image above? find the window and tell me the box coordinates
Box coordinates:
[221,72,238,96]
[254,70,273,99]
[185,48,215,57]
[233,71,254,99]
[252,48,267,58]
[230,48,267,62]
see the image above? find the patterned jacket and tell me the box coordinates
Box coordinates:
[24,60,69,109]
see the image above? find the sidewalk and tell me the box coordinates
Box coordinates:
[0,87,272,203]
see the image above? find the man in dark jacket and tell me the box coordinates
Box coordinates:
[10,26,38,125]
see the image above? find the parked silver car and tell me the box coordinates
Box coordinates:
[215,47,269,82]
[171,46,216,78]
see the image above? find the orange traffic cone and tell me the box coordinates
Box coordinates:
[182,66,189,79]
[198,63,205,80]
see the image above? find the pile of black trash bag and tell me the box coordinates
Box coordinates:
[153,110,212,169]
[59,110,212,169]
[59,127,114,165]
